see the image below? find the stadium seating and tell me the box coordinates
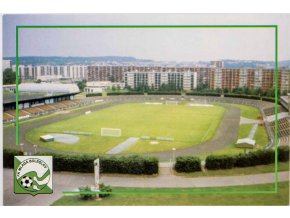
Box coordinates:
[263,106,287,116]
[269,117,290,145]
[2,99,93,123]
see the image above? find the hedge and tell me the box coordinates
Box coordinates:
[174,156,201,172]
[101,155,158,175]
[278,146,289,162]
[205,147,289,170]
[187,92,220,97]
[3,148,24,168]
[107,92,143,96]
[224,94,261,100]
[147,91,181,95]
[234,149,275,167]
[205,155,235,170]
[86,93,102,97]
[36,153,158,175]
[261,97,276,103]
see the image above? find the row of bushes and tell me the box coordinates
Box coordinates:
[3,149,158,175]
[86,93,102,97]
[174,146,289,172]
[187,92,220,96]
[174,156,201,172]
[107,92,144,96]
[5,146,288,174]
[3,148,23,168]
[261,97,276,103]
[147,91,182,95]
[224,93,261,100]
[47,153,158,175]
[86,92,278,103]
[205,146,289,170]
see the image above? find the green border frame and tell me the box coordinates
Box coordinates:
[15,25,279,195]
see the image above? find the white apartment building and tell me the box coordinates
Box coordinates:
[125,70,197,91]
[12,65,88,81]
[280,70,290,93]
[239,68,248,87]
[254,69,263,89]
[213,68,222,89]
[85,81,125,93]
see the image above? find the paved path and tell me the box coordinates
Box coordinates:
[3,168,289,206]
[248,124,258,139]
[106,137,139,154]
[266,112,289,122]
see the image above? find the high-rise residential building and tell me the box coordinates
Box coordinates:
[222,69,240,91]
[125,68,197,91]
[279,70,290,94]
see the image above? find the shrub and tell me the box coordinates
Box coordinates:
[3,148,23,168]
[86,93,102,97]
[79,186,95,200]
[261,97,276,103]
[278,146,289,162]
[147,91,181,95]
[174,156,201,172]
[234,149,275,168]
[205,155,235,170]
[187,92,220,97]
[99,183,112,198]
[37,153,158,175]
[107,92,143,96]
[100,155,158,175]
[224,94,260,100]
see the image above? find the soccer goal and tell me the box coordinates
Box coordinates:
[165,101,178,105]
[101,128,122,137]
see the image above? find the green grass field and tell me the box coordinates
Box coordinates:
[26,103,225,154]
[52,182,289,206]
[232,104,261,120]
[203,124,269,157]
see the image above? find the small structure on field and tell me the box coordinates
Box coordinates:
[40,134,54,142]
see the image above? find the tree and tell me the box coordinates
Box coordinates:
[111,85,116,92]
[254,87,262,96]
[77,80,86,92]
[3,68,20,85]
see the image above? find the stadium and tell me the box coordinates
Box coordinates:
[3,91,289,161]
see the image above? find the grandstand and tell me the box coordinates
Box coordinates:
[269,118,289,138]
[263,106,287,116]
[2,99,96,123]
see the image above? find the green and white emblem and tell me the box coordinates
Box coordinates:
[14,156,53,196]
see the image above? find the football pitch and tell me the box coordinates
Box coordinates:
[26,102,225,154]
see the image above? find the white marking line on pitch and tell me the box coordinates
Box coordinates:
[106,137,139,154]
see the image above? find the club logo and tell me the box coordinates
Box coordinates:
[14,156,53,196]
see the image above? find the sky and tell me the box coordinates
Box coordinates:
[3,14,290,62]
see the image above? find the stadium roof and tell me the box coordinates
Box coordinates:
[3,83,80,104]
[19,83,79,93]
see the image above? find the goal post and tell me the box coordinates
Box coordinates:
[101,128,122,137]
[165,101,178,105]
